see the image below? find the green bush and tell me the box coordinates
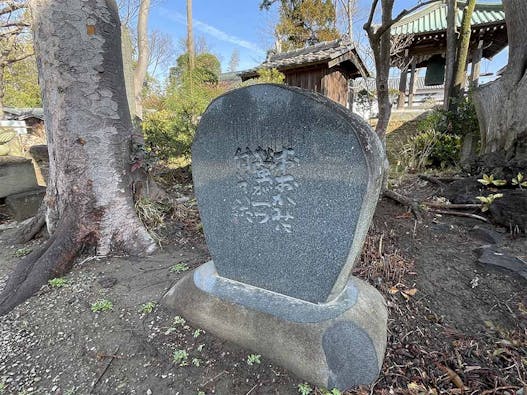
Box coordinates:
[403,96,477,170]
[409,130,461,169]
[143,110,194,161]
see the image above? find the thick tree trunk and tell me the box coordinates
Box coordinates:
[473,0,527,160]
[133,0,150,120]
[0,0,156,316]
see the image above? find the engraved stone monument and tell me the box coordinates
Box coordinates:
[163,84,387,390]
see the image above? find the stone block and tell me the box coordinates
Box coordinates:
[0,156,39,198]
[5,187,45,221]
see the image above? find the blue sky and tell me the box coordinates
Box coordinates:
[149,0,508,80]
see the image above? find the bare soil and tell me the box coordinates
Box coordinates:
[0,177,526,395]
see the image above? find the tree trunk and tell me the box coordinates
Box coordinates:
[0,0,156,316]
[473,0,527,160]
[444,0,457,110]
[451,0,476,104]
[397,65,408,109]
[368,0,395,143]
[187,0,195,71]
[133,0,150,120]
[0,63,5,119]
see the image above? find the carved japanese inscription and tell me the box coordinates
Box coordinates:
[232,146,299,233]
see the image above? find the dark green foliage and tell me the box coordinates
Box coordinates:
[260,0,340,51]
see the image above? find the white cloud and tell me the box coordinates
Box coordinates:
[159,8,265,55]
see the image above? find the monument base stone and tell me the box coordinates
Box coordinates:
[163,261,387,391]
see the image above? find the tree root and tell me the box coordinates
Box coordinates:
[383,189,423,220]
[15,207,47,244]
[383,189,488,223]
[429,209,490,223]
[0,216,88,316]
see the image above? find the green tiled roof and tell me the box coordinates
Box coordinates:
[391,1,505,36]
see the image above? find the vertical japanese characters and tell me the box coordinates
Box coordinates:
[233,147,300,233]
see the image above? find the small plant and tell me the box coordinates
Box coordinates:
[298,383,313,395]
[173,349,188,366]
[476,193,504,212]
[91,299,113,312]
[140,301,156,314]
[197,344,205,352]
[14,247,32,257]
[173,316,186,325]
[197,391,205,395]
[512,173,527,188]
[0,129,16,156]
[48,277,67,288]
[478,174,507,187]
[192,357,202,367]
[0,380,5,394]
[246,354,261,366]
[193,328,203,338]
[170,263,190,273]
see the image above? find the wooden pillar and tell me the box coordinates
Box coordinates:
[397,67,408,109]
[470,39,484,87]
[408,60,417,108]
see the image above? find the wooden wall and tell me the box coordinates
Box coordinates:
[322,68,349,107]
[283,66,349,107]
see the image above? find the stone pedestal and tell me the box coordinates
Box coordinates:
[163,261,387,390]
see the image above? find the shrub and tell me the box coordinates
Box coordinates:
[142,110,194,161]
[409,129,461,169]
[402,97,477,170]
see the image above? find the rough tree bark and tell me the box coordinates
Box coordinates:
[473,0,527,160]
[133,0,150,119]
[364,0,395,143]
[0,0,156,316]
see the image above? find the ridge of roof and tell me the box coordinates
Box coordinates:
[268,38,352,62]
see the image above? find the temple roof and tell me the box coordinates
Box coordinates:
[391,1,505,36]
[240,38,369,79]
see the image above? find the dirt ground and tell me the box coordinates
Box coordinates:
[0,177,526,394]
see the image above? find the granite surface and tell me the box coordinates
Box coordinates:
[192,84,385,303]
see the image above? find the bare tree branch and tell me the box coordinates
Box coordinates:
[0,1,27,18]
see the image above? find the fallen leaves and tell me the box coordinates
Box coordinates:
[388,284,418,299]
[437,364,466,391]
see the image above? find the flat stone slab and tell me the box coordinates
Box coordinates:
[0,156,39,199]
[469,226,504,245]
[192,84,384,303]
[477,247,527,280]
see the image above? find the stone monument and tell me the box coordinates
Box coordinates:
[164,84,387,390]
